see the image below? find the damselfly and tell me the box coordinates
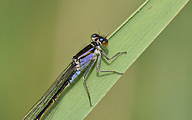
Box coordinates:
[22,34,126,120]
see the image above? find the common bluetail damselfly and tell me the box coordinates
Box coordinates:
[22,34,126,120]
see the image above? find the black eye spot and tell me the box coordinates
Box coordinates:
[100,38,108,46]
[91,34,100,42]
[92,34,96,37]
[92,34,99,38]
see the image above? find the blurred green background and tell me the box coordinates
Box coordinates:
[0,0,191,120]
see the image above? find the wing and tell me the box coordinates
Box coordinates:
[22,62,75,120]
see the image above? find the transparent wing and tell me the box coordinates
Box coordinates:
[22,62,75,120]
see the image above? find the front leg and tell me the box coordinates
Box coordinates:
[99,47,126,60]
[96,52,125,75]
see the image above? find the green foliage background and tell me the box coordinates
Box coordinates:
[0,0,191,120]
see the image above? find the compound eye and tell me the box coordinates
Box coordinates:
[92,34,97,37]
[91,34,99,41]
[100,38,108,46]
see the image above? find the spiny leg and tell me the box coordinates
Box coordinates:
[98,48,126,74]
[83,59,97,106]
[96,52,124,74]
[99,48,127,60]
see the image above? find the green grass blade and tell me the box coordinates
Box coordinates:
[41,0,189,119]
